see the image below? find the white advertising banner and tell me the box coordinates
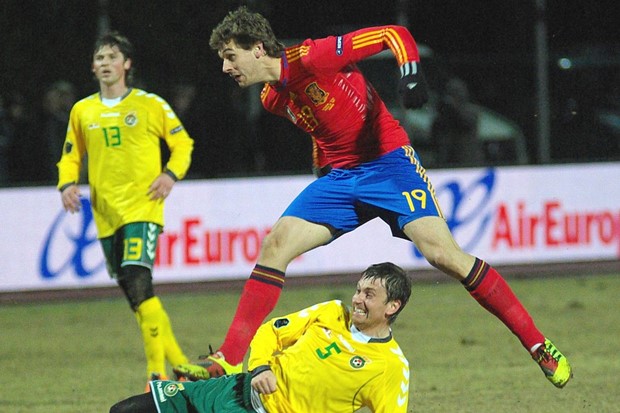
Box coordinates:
[1,163,618,292]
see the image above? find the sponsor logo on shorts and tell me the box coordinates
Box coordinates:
[155,381,167,402]
[147,223,158,260]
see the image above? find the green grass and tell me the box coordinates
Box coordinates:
[1,273,619,412]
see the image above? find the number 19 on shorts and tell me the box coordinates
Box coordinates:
[402,190,427,211]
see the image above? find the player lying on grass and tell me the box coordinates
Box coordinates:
[173,6,571,389]
[110,262,412,413]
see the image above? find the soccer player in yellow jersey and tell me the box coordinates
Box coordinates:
[110,262,412,413]
[57,32,194,387]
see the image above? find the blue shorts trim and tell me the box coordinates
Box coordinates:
[282,146,443,240]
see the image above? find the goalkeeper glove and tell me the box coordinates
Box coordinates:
[398,61,429,109]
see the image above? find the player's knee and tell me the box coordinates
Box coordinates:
[418,239,457,269]
[423,247,450,270]
[117,265,155,310]
[422,245,473,278]
[259,230,286,260]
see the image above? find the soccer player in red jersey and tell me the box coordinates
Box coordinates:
[175,6,571,389]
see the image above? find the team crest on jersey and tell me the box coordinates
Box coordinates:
[349,356,366,369]
[124,112,138,127]
[163,382,184,397]
[305,82,329,106]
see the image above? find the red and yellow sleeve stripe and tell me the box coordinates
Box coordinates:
[351,26,417,65]
[285,45,310,63]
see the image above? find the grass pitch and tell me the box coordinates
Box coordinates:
[1,272,619,412]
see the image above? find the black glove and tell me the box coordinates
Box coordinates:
[398,61,429,109]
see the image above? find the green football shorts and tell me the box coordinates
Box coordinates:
[149,374,255,413]
[100,222,162,279]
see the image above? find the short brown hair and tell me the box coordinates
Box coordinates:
[362,262,412,324]
[93,31,135,84]
[209,6,285,57]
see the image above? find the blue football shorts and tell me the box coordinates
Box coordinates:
[282,145,444,240]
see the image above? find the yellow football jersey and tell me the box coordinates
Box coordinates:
[57,89,193,237]
[249,300,410,413]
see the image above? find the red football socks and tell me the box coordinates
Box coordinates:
[462,258,545,351]
[219,264,285,365]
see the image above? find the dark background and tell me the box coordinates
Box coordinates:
[1,0,619,185]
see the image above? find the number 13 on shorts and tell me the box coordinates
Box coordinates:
[124,237,143,260]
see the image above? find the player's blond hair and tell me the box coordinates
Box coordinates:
[209,6,285,57]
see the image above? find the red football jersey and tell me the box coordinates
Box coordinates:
[260,25,421,169]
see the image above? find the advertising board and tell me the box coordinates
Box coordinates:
[1,163,618,292]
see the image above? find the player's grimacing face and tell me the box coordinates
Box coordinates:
[219,40,262,88]
[92,45,130,86]
[351,277,395,336]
